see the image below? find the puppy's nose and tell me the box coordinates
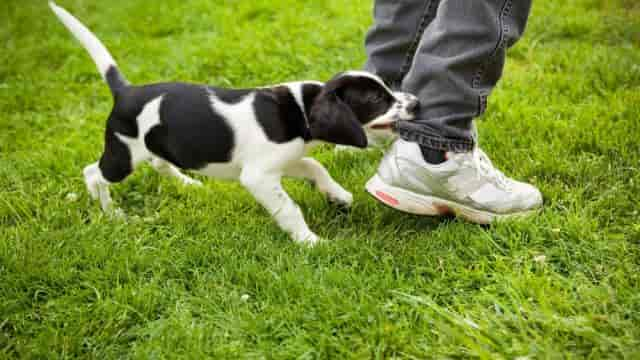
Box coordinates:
[407,99,420,114]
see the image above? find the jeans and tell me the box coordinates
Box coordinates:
[365,0,532,152]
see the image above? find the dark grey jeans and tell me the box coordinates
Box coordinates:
[365,0,532,152]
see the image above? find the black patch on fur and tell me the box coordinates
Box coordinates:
[233,83,323,144]
[99,127,132,182]
[144,84,235,169]
[302,83,323,118]
[105,66,128,96]
[107,84,180,139]
[304,73,405,148]
[328,75,394,126]
[254,86,312,143]
[309,92,368,148]
[251,90,290,143]
[103,82,238,170]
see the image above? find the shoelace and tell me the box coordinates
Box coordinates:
[463,149,513,191]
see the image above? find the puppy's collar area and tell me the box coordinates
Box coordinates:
[277,82,323,142]
[299,101,313,142]
[300,116,313,142]
[303,124,313,141]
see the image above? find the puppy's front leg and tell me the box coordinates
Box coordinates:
[240,167,319,245]
[151,158,202,186]
[83,162,125,219]
[284,158,353,207]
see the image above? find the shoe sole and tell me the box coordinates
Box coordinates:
[365,174,538,224]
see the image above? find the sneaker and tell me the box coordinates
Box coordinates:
[365,140,542,224]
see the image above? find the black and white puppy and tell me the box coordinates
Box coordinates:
[50,3,418,245]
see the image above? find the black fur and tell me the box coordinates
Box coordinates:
[105,66,128,96]
[309,92,368,148]
[327,75,395,125]
[99,126,132,182]
[259,85,314,142]
[305,74,398,148]
[151,84,235,169]
[302,83,323,117]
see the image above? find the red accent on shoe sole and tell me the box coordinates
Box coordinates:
[375,191,399,206]
[434,204,454,216]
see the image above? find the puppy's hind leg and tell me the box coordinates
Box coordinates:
[285,158,353,207]
[151,158,202,186]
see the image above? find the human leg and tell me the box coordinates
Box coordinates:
[366,0,543,222]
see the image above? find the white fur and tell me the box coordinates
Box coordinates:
[115,96,163,167]
[49,2,117,80]
[337,91,418,152]
[365,91,418,132]
[340,71,418,136]
[285,82,311,127]
[343,70,397,100]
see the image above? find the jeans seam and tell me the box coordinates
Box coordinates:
[471,0,513,117]
[397,126,475,153]
[394,0,438,88]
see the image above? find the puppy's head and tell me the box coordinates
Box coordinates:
[309,71,419,148]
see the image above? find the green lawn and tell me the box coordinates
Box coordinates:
[2,0,640,358]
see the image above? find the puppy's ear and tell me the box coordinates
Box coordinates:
[309,92,368,148]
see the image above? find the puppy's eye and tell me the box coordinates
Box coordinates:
[366,93,385,103]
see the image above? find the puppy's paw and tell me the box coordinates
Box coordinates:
[294,230,323,247]
[83,172,100,200]
[106,207,127,221]
[85,186,99,200]
[182,177,203,187]
[328,189,353,208]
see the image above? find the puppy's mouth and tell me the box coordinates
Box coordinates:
[368,113,402,131]
[370,122,395,131]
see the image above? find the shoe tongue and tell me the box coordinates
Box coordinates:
[419,145,447,165]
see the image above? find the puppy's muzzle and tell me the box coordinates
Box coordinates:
[406,99,420,115]
[367,92,420,132]
[393,92,420,122]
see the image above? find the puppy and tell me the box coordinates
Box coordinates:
[50,3,418,245]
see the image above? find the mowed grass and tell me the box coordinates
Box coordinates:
[1,0,639,358]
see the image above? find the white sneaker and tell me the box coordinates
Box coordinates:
[366,140,542,224]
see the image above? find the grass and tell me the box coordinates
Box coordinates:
[1,0,639,358]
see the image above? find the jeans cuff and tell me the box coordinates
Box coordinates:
[395,123,475,153]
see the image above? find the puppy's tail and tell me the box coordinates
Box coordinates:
[49,2,128,95]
